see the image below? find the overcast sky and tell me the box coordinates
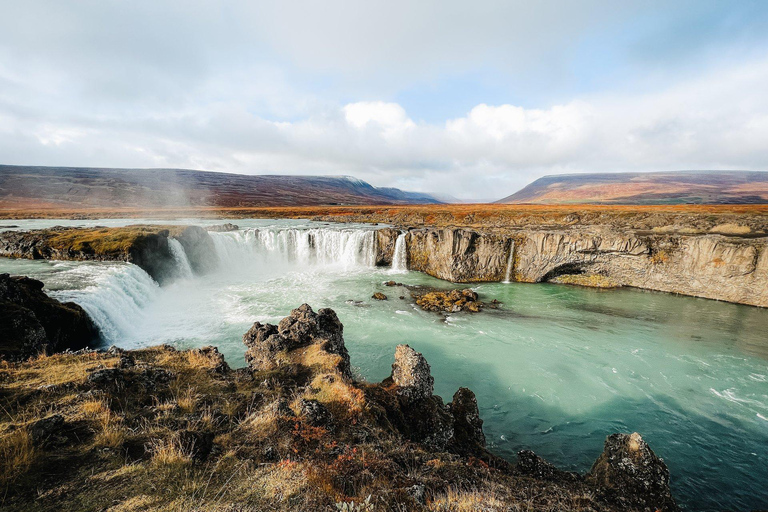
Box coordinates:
[1,1,768,200]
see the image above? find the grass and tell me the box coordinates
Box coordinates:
[0,342,629,511]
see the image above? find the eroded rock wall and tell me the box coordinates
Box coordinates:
[384,226,768,307]
[406,228,513,282]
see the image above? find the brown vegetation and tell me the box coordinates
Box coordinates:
[3,202,767,232]
[0,305,678,511]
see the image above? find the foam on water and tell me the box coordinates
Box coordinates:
[168,238,194,279]
[391,232,407,272]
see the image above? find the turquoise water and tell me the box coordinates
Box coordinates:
[1,218,767,510]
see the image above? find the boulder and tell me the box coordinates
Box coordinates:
[448,387,486,455]
[391,345,433,400]
[299,399,333,428]
[243,304,351,378]
[0,274,96,360]
[412,288,484,313]
[372,292,387,300]
[587,432,679,511]
[517,450,578,483]
[28,414,65,447]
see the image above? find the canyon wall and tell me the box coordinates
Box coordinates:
[380,227,768,307]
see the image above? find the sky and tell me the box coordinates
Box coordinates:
[1,1,768,200]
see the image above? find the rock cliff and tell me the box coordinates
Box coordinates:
[0,273,96,359]
[377,226,768,307]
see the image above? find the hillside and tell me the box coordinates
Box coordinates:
[0,165,441,209]
[497,171,768,205]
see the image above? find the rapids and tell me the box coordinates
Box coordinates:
[1,218,767,510]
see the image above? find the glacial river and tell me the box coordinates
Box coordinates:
[1,218,767,511]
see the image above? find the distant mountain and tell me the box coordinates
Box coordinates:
[497,171,768,205]
[0,165,442,208]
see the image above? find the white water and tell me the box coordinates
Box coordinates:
[42,262,159,344]
[391,232,407,272]
[210,227,377,270]
[168,238,194,278]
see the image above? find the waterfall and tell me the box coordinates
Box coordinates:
[391,232,407,272]
[168,238,194,278]
[210,228,377,269]
[502,241,515,283]
[51,264,159,344]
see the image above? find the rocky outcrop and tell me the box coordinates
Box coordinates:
[1,305,679,511]
[406,228,513,282]
[513,230,768,307]
[243,304,351,378]
[391,344,434,400]
[587,432,678,511]
[0,273,96,359]
[380,225,768,307]
[412,288,485,312]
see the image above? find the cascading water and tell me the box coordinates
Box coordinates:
[50,263,159,344]
[391,232,407,272]
[210,227,377,269]
[168,238,194,278]
[502,241,514,283]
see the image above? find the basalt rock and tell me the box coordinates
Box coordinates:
[412,288,484,313]
[0,226,212,284]
[587,432,679,511]
[383,224,768,307]
[0,273,96,360]
[447,387,486,456]
[391,344,434,401]
[243,304,351,378]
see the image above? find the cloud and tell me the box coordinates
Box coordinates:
[1,1,768,200]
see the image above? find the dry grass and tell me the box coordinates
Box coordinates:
[0,342,623,511]
[428,488,505,512]
[0,428,36,484]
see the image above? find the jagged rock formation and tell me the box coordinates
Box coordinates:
[376,226,768,307]
[0,304,678,511]
[0,273,96,359]
[587,433,678,511]
[243,303,351,378]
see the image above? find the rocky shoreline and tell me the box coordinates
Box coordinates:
[0,304,679,511]
[375,225,768,307]
[2,220,768,307]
